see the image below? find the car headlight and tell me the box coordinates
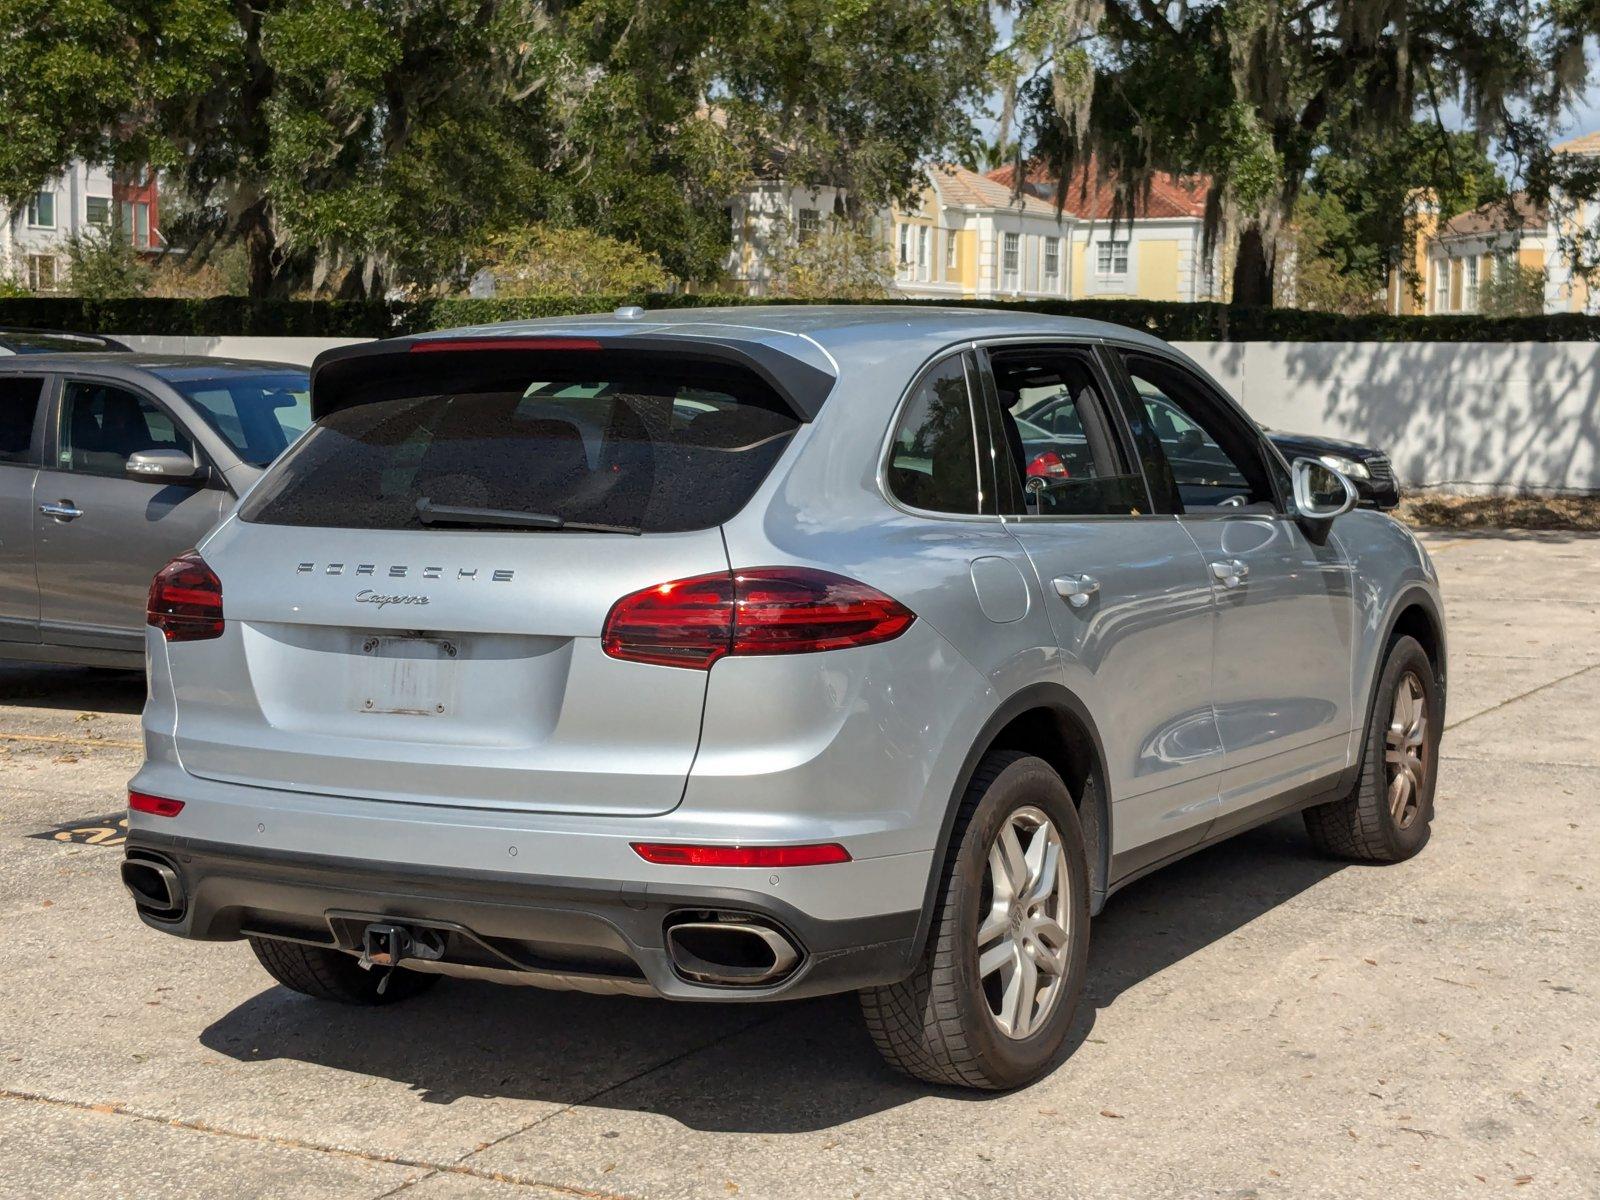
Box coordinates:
[1318,453,1371,481]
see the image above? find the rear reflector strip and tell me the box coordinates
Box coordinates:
[128,791,185,818]
[408,337,603,353]
[630,842,851,867]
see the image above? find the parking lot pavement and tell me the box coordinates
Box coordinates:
[1,530,1596,1200]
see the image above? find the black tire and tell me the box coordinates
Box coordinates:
[249,936,441,1005]
[1304,634,1440,862]
[859,751,1091,1090]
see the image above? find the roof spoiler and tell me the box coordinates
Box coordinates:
[308,332,837,422]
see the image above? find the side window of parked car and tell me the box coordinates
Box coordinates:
[983,347,1146,517]
[0,376,45,465]
[887,356,981,514]
[1119,355,1276,513]
[60,381,192,478]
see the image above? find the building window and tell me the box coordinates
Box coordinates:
[1095,239,1129,276]
[1464,256,1480,310]
[86,196,112,227]
[1044,237,1060,281]
[1433,258,1449,313]
[26,191,56,228]
[916,226,929,280]
[121,201,152,249]
[1002,232,1020,290]
[26,255,58,293]
[945,231,958,273]
[797,207,820,244]
[898,223,911,269]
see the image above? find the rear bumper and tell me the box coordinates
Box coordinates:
[124,830,921,1002]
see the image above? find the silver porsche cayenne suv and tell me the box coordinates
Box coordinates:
[123,306,1446,1089]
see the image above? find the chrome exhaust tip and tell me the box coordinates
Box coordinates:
[121,856,183,919]
[664,913,801,987]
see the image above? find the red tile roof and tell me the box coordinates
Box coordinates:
[986,160,1210,221]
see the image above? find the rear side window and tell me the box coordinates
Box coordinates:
[886,357,980,514]
[0,376,44,464]
[240,358,800,534]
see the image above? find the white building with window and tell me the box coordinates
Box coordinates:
[722,181,851,294]
[1,160,160,294]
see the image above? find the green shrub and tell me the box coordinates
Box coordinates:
[1,293,1598,342]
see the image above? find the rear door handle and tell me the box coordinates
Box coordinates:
[1210,559,1248,587]
[1053,574,1100,609]
[39,501,83,521]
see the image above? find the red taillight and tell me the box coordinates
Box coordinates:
[602,567,914,669]
[630,842,851,867]
[128,790,185,817]
[409,337,602,353]
[601,571,737,669]
[147,552,224,642]
[732,568,916,655]
[1026,451,1070,479]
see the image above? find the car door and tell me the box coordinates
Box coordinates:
[0,372,49,646]
[1107,348,1358,835]
[975,342,1225,876]
[33,376,229,653]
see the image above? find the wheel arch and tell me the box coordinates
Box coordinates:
[1378,584,1447,719]
[911,683,1114,962]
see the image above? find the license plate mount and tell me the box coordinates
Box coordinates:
[355,634,459,716]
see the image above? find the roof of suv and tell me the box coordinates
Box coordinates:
[423,304,1175,365]
[314,305,1189,424]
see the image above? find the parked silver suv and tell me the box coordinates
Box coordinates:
[123,307,1446,1089]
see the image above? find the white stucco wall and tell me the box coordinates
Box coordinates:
[105,333,1600,493]
[1176,340,1600,493]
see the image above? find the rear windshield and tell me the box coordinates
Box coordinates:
[238,359,800,534]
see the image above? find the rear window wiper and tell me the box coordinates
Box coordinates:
[414,497,640,534]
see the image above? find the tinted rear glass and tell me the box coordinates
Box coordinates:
[239,358,800,534]
[0,376,44,463]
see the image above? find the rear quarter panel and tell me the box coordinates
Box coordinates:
[707,339,1065,861]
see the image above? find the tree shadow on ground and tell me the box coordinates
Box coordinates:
[200,814,1351,1133]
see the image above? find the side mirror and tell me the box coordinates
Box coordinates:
[126,448,205,484]
[1291,457,1357,542]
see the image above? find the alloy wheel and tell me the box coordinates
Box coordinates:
[976,806,1072,1039]
[1385,671,1428,829]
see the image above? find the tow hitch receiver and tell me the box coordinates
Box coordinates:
[357,922,445,994]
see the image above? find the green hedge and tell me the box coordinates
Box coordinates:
[3,293,1598,342]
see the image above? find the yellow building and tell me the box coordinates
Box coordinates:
[1387,132,1600,316]
[726,161,1223,303]
[889,163,1221,303]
